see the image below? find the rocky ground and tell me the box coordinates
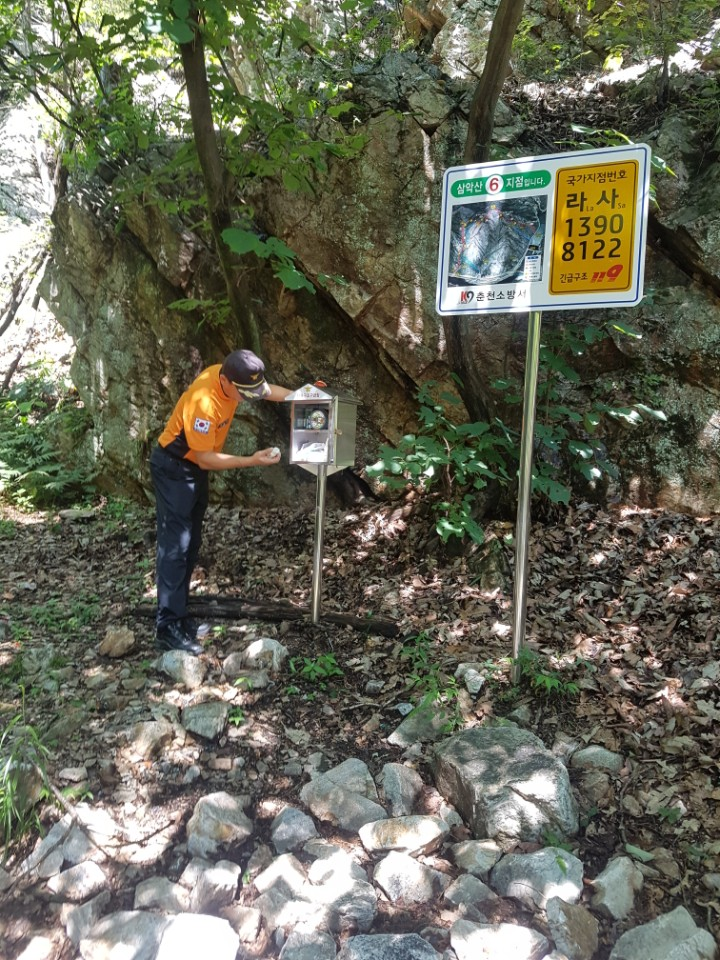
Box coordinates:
[0,487,719,958]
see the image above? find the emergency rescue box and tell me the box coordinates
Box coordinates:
[285,384,359,476]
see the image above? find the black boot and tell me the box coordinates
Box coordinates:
[155,620,203,656]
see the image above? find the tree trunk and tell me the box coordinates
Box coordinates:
[179,18,261,353]
[449,0,528,430]
[464,0,527,165]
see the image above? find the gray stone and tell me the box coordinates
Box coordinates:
[323,759,379,800]
[254,853,307,898]
[61,890,112,946]
[185,791,253,859]
[133,876,189,912]
[155,912,239,960]
[271,806,319,853]
[490,847,584,911]
[62,825,100,866]
[181,700,229,739]
[130,719,175,760]
[444,874,497,908]
[217,903,262,942]
[301,774,387,832]
[608,905,717,960]
[373,850,444,904]
[337,933,442,959]
[379,762,424,817]
[359,816,449,856]
[451,839,503,879]
[308,877,379,933]
[307,847,368,885]
[47,861,107,902]
[546,897,599,960]
[155,650,208,689]
[279,930,338,960]
[99,625,136,657]
[0,866,13,892]
[254,886,337,936]
[241,637,289,672]
[388,700,457,748]
[455,663,486,695]
[591,856,644,919]
[79,911,169,960]
[570,746,624,773]
[450,918,549,960]
[19,817,72,878]
[431,726,578,843]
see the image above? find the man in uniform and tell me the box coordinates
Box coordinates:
[150,349,291,654]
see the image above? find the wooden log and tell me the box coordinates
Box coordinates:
[134,597,399,638]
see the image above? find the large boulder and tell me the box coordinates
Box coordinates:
[430,725,578,844]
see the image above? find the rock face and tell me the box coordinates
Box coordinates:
[431,725,579,844]
[14,3,720,511]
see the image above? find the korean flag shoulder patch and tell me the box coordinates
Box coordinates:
[193,417,211,434]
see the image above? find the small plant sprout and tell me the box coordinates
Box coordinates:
[228,707,245,727]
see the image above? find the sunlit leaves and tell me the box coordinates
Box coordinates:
[221,227,315,293]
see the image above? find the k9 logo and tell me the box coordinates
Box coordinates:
[459,290,475,303]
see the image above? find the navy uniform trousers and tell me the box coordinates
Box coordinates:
[150,445,209,630]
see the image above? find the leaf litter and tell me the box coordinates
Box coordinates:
[0,494,718,952]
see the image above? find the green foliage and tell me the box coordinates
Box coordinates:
[0,652,25,691]
[582,0,716,73]
[289,653,343,688]
[0,519,17,540]
[0,697,50,851]
[16,595,102,643]
[399,631,463,733]
[566,124,676,208]
[227,706,245,726]
[371,320,668,544]
[367,377,514,545]
[514,647,580,698]
[222,228,316,294]
[0,370,95,508]
[542,828,574,853]
[656,805,682,825]
[167,296,232,328]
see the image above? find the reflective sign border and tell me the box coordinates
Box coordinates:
[435,144,651,316]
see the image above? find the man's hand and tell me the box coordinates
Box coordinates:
[253,447,282,466]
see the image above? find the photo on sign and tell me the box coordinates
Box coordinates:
[448,197,548,286]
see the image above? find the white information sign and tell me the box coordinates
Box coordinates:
[436,144,651,315]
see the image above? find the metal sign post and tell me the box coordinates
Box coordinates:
[311,464,328,623]
[511,309,542,683]
[285,385,360,624]
[436,144,651,670]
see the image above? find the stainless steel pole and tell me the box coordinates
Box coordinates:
[311,464,328,623]
[511,309,543,683]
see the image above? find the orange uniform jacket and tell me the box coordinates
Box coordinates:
[158,365,237,467]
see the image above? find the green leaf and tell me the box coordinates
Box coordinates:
[221,228,266,257]
[275,265,314,292]
[568,440,594,459]
[533,474,571,504]
[282,170,305,191]
[265,236,297,260]
[171,0,191,18]
[165,19,195,44]
[625,843,655,863]
[634,403,667,421]
[611,321,642,338]
[583,412,601,432]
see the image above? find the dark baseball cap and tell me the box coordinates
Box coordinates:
[221,349,271,399]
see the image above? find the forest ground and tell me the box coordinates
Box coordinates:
[0,487,719,957]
